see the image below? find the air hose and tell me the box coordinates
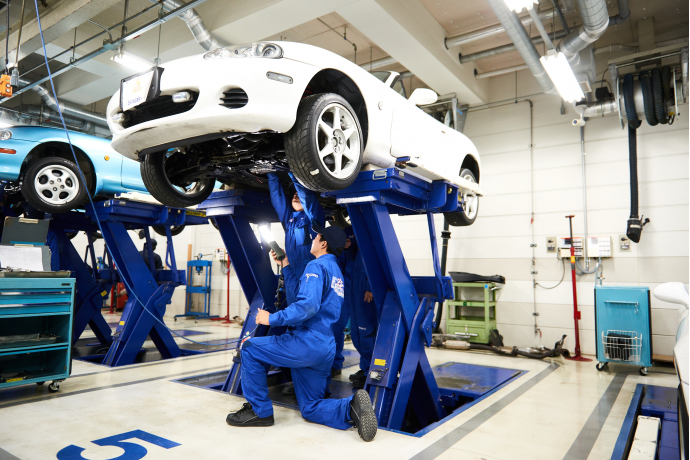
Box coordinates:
[639,71,658,126]
[466,335,570,360]
[622,74,650,243]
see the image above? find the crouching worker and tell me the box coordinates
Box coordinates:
[226,225,378,442]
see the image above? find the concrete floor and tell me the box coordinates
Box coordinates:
[0,315,680,460]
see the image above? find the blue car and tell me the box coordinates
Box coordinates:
[0,126,147,213]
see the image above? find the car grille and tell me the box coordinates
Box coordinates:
[220,88,248,108]
[122,92,198,129]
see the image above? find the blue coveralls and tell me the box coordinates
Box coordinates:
[267,172,324,279]
[331,227,356,371]
[241,254,354,430]
[349,250,379,372]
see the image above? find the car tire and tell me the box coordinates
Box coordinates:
[332,206,350,229]
[444,168,479,227]
[680,384,689,460]
[140,150,214,208]
[285,93,364,192]
[21,157,87,214]
[152,225,185,237]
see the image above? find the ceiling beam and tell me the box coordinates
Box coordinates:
[336,0,488,104]
[0,0,124,63]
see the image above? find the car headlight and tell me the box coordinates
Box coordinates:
[203,42,283,60]
[0,130,12,140]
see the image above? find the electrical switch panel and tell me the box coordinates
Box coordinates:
[215,248,225,260]
[558,236,612,258]
[619,234,631,251]
[546,237,557,253]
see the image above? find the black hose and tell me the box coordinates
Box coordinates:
[467,335,569,360]
[639,71,658,126]
[623,74,641,129]
[661,66,672,101]
[434,218,450,333]
[628,125,638,218]
[651,68,668,124]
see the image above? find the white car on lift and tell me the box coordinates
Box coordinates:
[106,41,481,226]
[653,282,689,459]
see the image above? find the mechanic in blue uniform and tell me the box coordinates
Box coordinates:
[267,171,327,395]
[226,225,378,442]
[330,226,355,381]
[347,248,379,389]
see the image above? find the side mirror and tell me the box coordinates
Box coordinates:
[653,282,689,308]
[408,88,437,106]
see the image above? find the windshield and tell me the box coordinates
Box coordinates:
[371,71,391,85]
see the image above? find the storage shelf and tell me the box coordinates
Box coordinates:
[446,282,498,344]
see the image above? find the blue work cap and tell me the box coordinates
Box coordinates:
[312,223,347,252]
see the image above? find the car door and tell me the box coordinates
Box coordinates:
[390,95,447,162]
[121,156,148,192]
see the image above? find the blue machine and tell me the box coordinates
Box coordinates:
[177,258,218,323]
[594,285,652,375]
[0,277,75,393]
[81,199,209,366]
[200,168,479,433]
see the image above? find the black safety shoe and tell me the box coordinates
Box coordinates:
[331,367,342,377]
[352,374,366,389]
[350,390,377,441]
[349,369,365,382]
[226,403,274,427]
[282,382,295,395]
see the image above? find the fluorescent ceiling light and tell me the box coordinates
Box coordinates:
[111,51,155,71]
[503,0,538,12]
[540,51,585,103]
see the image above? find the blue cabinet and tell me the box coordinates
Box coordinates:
[0,278,75,391]
[594,286,652,373]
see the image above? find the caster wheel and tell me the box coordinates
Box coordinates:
[48,382,60,393]
[195,319,198,324]
[596,362,608,371]
[639,367,649,376]
[36,381,45,386]
[174,317,177,322]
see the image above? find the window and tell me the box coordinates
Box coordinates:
[391,77,406,98]
[371,71,391,83]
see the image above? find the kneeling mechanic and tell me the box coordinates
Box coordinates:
[226,224,378,442]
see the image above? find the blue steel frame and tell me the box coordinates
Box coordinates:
[178,259,218,321]
[324,168,459,431]
[49,211,118,346]
[197,189,284,394]
[84,199,209,367]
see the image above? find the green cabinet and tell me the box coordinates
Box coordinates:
[446,282,497,343]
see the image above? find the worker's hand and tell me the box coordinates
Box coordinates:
[270,249,289,267]
[256,308,271,326]
[364,291,373,303]
[344,238,351,249]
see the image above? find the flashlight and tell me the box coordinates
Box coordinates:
[259,224,285,261]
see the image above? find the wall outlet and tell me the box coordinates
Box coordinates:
[546,237,557,253]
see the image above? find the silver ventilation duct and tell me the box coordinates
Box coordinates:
[23,78,108,128]
[155,0,224,51]
[485,0,555,94]
[557,0,609,69]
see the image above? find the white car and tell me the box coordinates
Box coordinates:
[653,282,689,459]
[106,41,481,226]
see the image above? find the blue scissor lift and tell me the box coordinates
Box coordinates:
[82,199,208,367]
[49,211,118,348]
[200,168,479,433]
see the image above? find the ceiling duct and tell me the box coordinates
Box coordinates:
[557,0,609,69]
[154,0,224,51]
[485,0,555,94]
[19,77,108,128]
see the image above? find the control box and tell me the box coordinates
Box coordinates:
[214,248,225,260]
[558,236,611,258]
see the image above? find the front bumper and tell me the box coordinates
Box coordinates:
[107,55,320,160]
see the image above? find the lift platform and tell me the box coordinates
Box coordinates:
[49,211,118,348]
[201,168,488,433]
[82,199,208,367]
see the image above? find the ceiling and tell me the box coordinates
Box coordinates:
[0,0,687,116]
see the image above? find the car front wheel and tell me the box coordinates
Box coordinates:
[21,157,87,213]
[140,150,214,208]
[286,93,363,192]
[444,168,479,227]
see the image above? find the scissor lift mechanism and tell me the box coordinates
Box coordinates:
[201,168,474,433]
[81,199,207,366]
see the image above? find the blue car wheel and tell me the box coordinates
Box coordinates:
[21,156,87,213]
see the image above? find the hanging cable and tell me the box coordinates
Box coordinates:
[535,259,566,289]
[4,0,11,73]
[32,0,237,348]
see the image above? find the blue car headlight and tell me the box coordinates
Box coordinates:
[0,130,12,140]
[203,42,283,60]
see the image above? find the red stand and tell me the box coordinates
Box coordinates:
[211,255,232,324]
[564,215,592,362]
